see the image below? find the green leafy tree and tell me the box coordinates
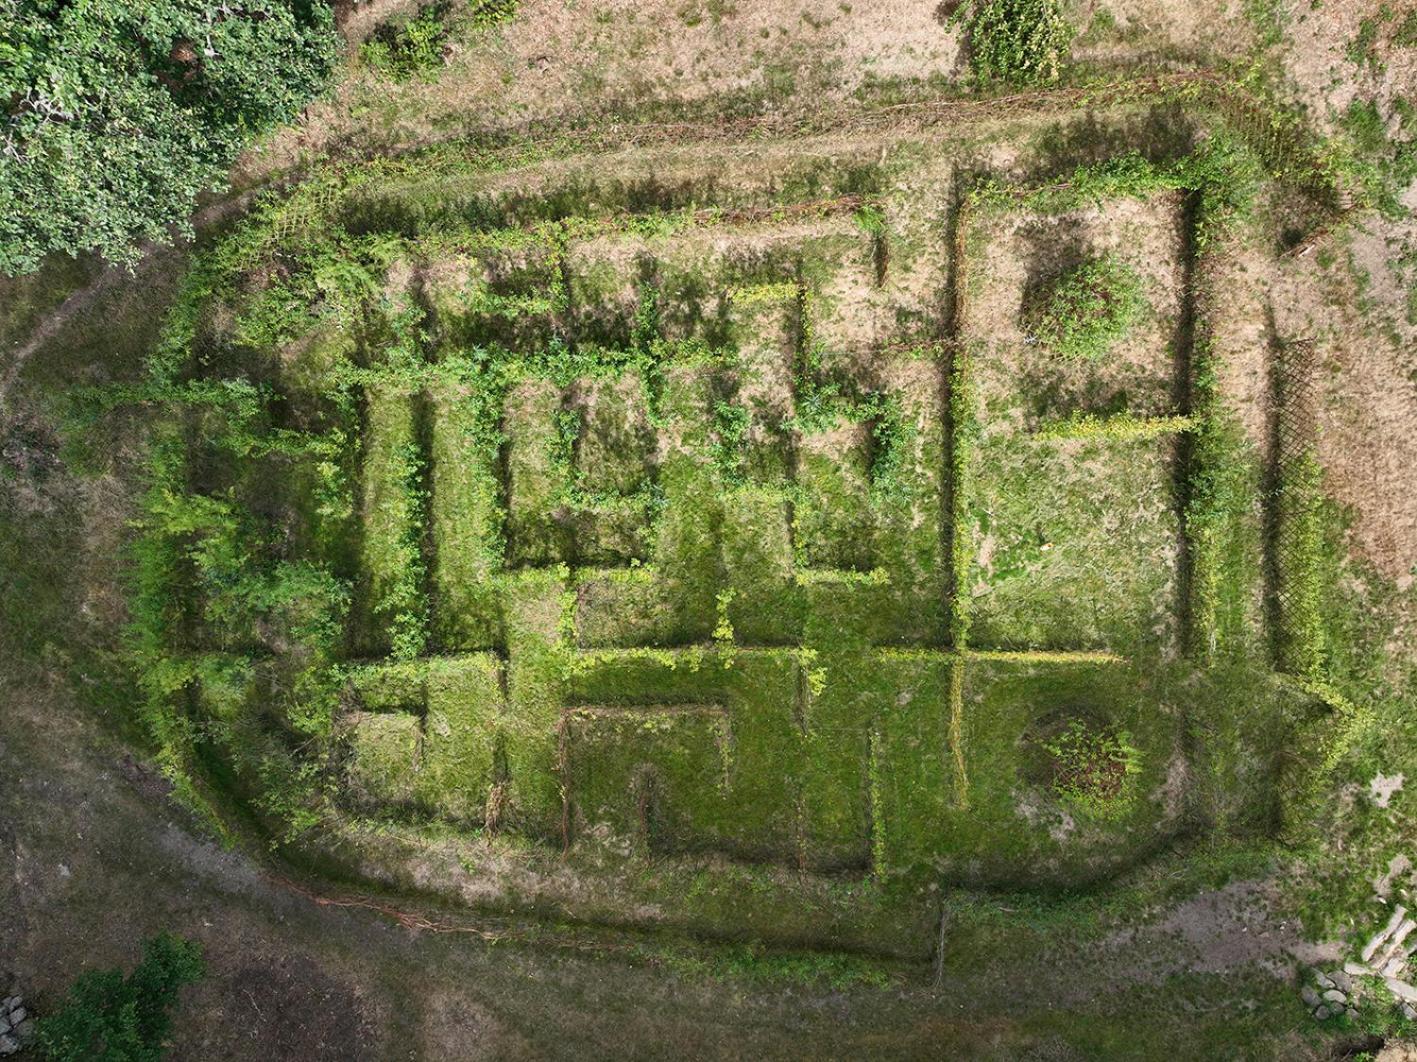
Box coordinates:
[0,0,338,275]
[35,933,205,1061]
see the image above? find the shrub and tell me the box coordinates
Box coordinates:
[964,0,1075,85]
[36,933,205,1062]
[1043,719,1142,817]
[361,0,520,81]
[470,0,520,28]
[1032,256,1147,361]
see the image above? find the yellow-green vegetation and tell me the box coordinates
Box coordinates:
[962,0,1075,85]
[6,0,1417,1054]
[1033,411,1198,440]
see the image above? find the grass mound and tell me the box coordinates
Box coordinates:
[1032,255,1148,361]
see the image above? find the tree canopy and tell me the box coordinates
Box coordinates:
[0,0,338,274]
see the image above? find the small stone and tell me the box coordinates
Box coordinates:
[13,1021,30,1043]
[1393,919,1417,951]
[0,1017,8,1035]
[1332,970,1354,992]
[1301,985,1321,1007]
[1314,1005,1331,1020]
[1386,977,1417,1003]
[0,1034,18,1056]
[1345,961,1371,977]
[1323,989,1348,1004]
[1402,1003,1417,1021]
[1315,972,1336,990]
[7,1010,21,1027]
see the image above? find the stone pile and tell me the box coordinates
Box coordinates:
[0,987,33,1056]
[1301,967,1361,1021]
[1305,903,1417,1023]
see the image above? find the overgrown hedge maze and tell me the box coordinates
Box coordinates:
[118,101,1346,940]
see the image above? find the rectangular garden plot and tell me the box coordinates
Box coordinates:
[957,187,1193,654]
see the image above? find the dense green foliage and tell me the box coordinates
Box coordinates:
[1033,256,1148,361]
[361,8,451,82]
[36,933,204,1062]
[0,0,338,274]
[963,0,1074,84]
[1033,411,1197,441]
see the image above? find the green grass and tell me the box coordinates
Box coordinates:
[356,382,428,659]
[943,656,1181,884]
[426,378,505,649]
[1398,10,1417,47]
[966,431,1181,652]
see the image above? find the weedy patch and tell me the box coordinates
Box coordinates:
[1041,718,1143,819]
[960,0,1074,84]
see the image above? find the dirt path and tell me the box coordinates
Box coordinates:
[0,268,132,416]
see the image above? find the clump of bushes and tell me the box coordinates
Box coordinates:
[1033,256,1147,361]
[361,5,453,81]
[963,0,1075,84]
[1043,719,1142,817]
[35,933,204,1061]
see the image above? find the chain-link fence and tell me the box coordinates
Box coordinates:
[1271,337,1325,675]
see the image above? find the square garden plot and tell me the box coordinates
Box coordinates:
[965,433,1182,652]
[960,191,1189,429]
[941,654,1187,885]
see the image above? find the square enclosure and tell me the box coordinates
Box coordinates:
[961,192,1190,429]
